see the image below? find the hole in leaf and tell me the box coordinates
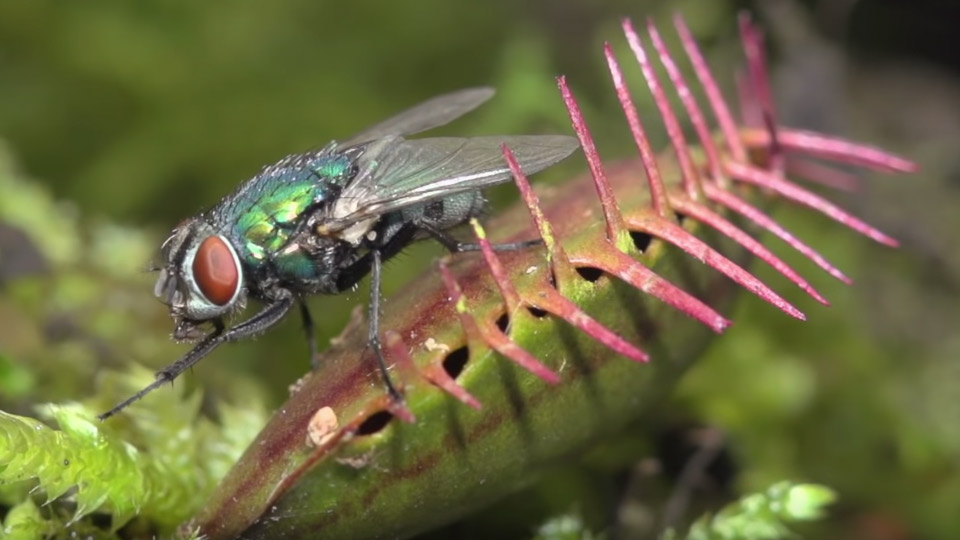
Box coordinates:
[89,512,112,530]
[575,266,604,282]
[527,306,548,318]
[356,410,393,436]
[630,231,654,252]
[675,212,687,225]
[443,346,470,380]
[495,312,510,333]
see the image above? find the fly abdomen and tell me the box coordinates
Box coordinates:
[403,191,485,232]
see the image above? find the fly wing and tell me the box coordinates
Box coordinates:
[326,134,579,227]
[339,88,496,148]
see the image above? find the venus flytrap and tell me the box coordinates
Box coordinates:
[189,14,915,540]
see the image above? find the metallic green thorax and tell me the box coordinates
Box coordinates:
[212,152,355,278]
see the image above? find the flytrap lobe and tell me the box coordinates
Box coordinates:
[189,14,917,540]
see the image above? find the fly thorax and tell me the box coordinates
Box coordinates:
[314,196,379,246]
[329,216,379,246]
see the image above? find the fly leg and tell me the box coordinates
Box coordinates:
[367,248,404,404]
[99,292,295,420]
[418,222,542,253]
[299,300,320,370]
[332,226,417,405]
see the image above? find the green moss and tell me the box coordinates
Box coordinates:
[663,482,835,540]
[0,367,267,535]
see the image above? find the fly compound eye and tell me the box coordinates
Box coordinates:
[192,235,241,306]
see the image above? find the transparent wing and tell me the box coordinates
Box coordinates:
[327,134,579,226]
[339,87,495,148]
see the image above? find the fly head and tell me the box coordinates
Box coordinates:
[154,217,247,339]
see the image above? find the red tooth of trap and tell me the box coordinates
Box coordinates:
[703,184,853,284]
[628,214,806,320]
[646,19,828,305]
[420,361,483,411]
[737,16,781,171]
[551,62,731,331]
[472,214,648,367]
[623,18,702,201]
[616,17,806,320]
[737,69,762,128]
[566,60,797,324]
[647,19,724,183]
[673,14,748,163]
[500,145,567,270]
[655,14,860,285]
[558,76,629,247]
[536,285,651,363]
[438,260,560,385]
[671,197,829,305]
[743,128,920,174]
[604,42,670,218]
[487,154,651,363]
[572,246,731,332]
[469,219,522,314]
[739,13,780,149]
[385,288,484,410]
[724,160,899,247]
[429,11,916,413]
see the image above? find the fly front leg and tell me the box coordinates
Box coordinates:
[99,291,296,420]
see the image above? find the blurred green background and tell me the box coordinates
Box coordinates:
[1,0,959,538]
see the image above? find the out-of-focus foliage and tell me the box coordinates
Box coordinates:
[662,482,835,540]
[0,0,681,224]
[670,3,960,539]
[0,147,267,537]
[1,0,959,539]
[533,514,604,540]
[0,370,267,536]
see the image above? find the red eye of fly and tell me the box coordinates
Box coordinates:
[192,236,239,306]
